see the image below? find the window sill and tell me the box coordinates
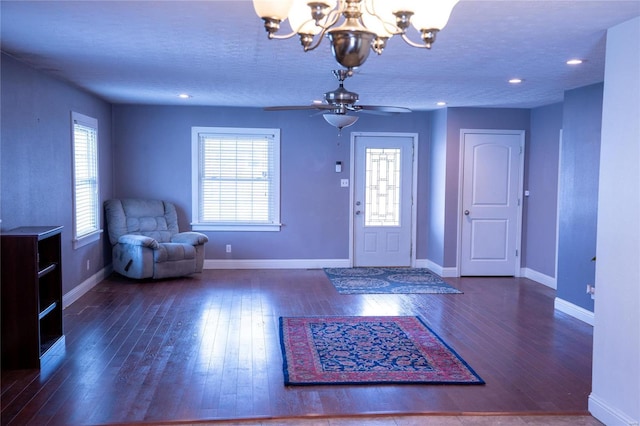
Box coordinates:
[191,223,281,232]
[73,229,103,249]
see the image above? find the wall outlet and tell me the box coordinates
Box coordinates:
[341,179,349,187]
[226,244,232,253]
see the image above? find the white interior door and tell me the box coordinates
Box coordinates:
[459,130,524,276]
[352,133,416,267]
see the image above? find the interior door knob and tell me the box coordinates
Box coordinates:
[464,210,470,215]
[356,210,362,215]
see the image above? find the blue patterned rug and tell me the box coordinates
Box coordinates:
[324,267,462,294]
[279,316,484,385]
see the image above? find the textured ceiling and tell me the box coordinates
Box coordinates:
[1,0,639,111]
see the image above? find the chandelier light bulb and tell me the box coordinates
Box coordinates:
[253,0,294,21]
[308,0,338,10]
[410,0,459,31]
[361,1,395,38]
[289,0,322,35]
[392,0,416,14]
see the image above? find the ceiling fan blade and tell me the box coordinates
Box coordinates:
[264,104,337,111]
[264,105,317,111]
[355,105,412,114]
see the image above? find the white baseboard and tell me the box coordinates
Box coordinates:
[521,267,557,289]
[589,392,639,426]
[205,259,463,274]
[204,259,351,269]
[554,297,594,326]
[63,265,113,309]
[416,259,458,277]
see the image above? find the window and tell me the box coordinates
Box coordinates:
[71,112,101,248]
[191,127,281,231]
[365,148,402,227]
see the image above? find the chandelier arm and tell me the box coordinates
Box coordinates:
[268,30,300,40]
[291,4,344,51]
[322,6,344,29]
[300,6,343,51]
[362,1,402,36]
[301,28,328,52]
[302,11,342,51]
[400,33,431,49]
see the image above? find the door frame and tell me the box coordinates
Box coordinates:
[456,129,525,277]
[349,132,419,267]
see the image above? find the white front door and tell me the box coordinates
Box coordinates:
[352,133,416,267]
[459,130,524,276]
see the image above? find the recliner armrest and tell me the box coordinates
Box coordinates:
[171,232,209,246]
[118,234,159,249]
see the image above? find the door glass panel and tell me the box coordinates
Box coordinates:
[365,148,401,227]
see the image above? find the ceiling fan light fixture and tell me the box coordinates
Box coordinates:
[323,113,359,129]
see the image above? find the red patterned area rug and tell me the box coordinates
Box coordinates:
[279,316,484,386]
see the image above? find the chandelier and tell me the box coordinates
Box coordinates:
[252,0,460,69]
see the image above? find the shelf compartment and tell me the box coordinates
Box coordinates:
[40,334,65,356]
[39,301,58,320]
[38,262,57,278]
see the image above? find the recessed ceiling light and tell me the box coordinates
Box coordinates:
[178,93,192,99]
[509,78,523,84]
[566,59,584,65]
[436,101,447,106]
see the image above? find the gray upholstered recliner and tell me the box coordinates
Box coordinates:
[104,199,208,279]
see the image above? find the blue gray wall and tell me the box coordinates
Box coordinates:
[0,53,114,294]
[2,50,596,310]
[426,109,448,266]
[111,105,431,260]
[442,108,531,268]
[557,83,604,311]
[524,103,563,279]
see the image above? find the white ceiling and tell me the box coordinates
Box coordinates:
[1,0,639,111]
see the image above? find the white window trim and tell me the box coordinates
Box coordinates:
[71,111,102,249]
[191,127,281,232]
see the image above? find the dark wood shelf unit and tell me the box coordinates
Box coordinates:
[1,226,65,369]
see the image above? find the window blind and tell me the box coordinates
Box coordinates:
[198,132,279,226]
[73,116,99,239]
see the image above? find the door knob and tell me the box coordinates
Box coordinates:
[356,210,362,215]
[464,210,470,216]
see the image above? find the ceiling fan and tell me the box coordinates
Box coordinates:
[264,69,411,131]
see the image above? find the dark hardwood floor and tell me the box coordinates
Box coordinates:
[1,269,594,425]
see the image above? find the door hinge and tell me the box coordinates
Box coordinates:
[516,249,519,257]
